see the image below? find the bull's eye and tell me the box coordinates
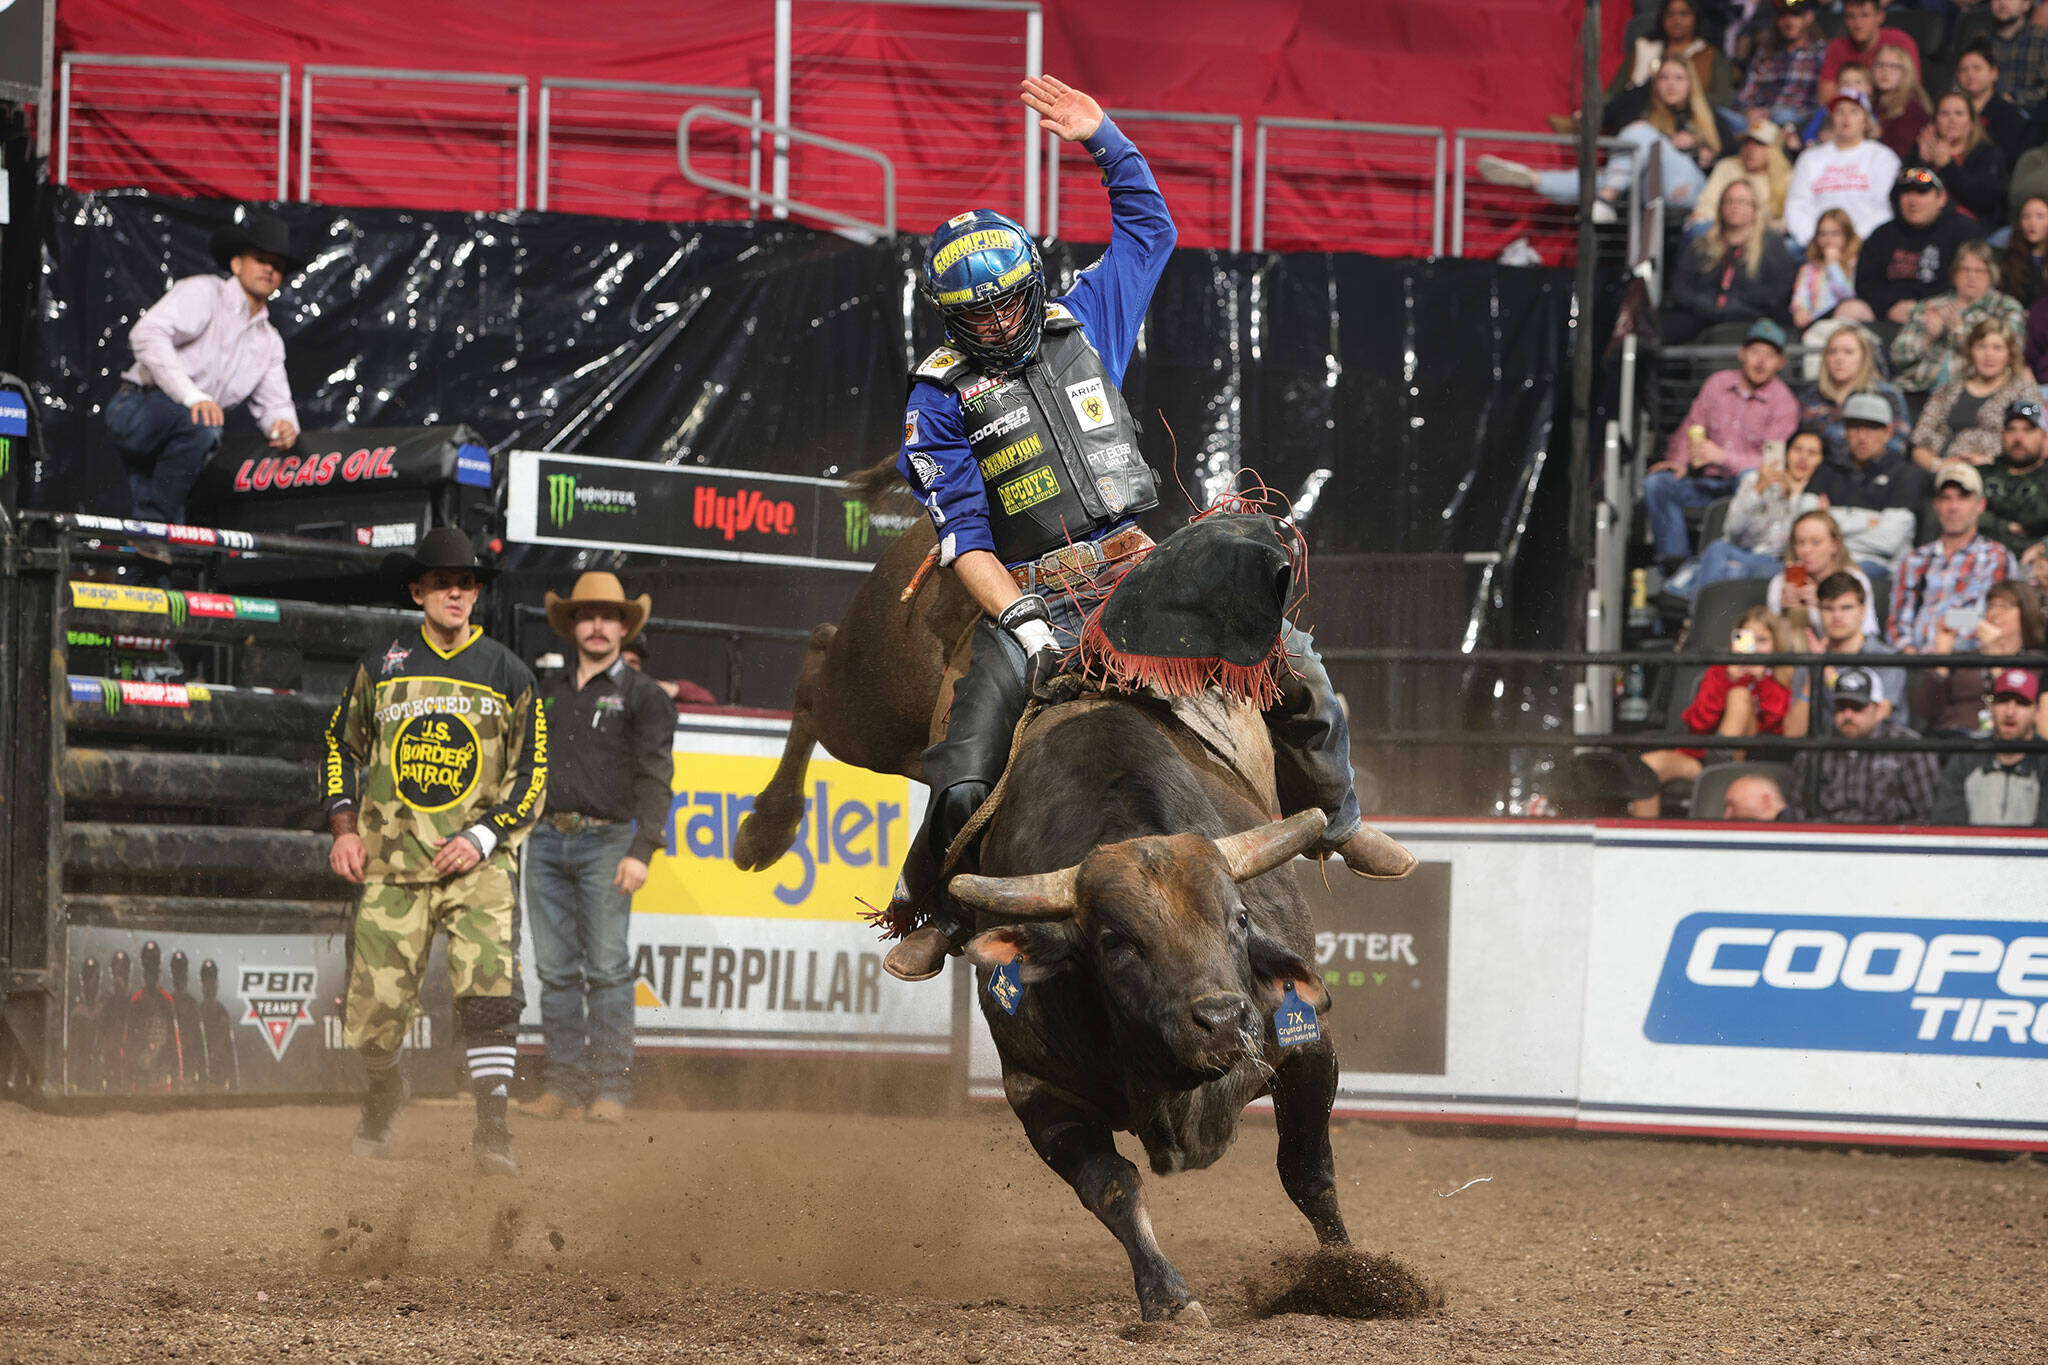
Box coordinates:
[1099,930,1127,955]
[1236,909,1250,932]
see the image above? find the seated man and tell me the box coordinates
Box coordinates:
[1789,667,1940,823]
[1888,463,2023,652]
[1722,771,1792,820]
[1855,168,1974,333]
[1931,666,2048,826]
[882,75,1413,981]
[108,207,302,523]
[1808,392,1934,575]
[1644,319,1800,572]
[1810,570,1908,732]
[1981,399,2048,561]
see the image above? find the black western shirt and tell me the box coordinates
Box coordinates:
[538,656,676,863]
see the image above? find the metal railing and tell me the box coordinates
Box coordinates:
[300,64,529,211]
[539,78,762,219]
[1451,129,1636,266]
[57,54,290,201]
[1252,117,1447,257]
[1047,110,1243,252]
[679,106,897,240]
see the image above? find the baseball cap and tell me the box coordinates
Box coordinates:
[1832,667,1885,707]
[1742,122,1781,148]
[2006,398,2045,428]
[1991,667,2041,704]
[1896,165,1945,194]
[1934,462,1985,496]
[1744,318,1789,352]
[1828,88,1874,115]
[1841,391,1893,425]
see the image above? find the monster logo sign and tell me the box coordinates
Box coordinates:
[391,712,481,811]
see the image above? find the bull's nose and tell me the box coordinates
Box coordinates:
[1190,993,1253,1039]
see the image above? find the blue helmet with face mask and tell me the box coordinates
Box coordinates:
[920,209,1046,374]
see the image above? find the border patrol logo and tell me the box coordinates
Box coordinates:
[238,965,317,1061]
[391,711,481,811]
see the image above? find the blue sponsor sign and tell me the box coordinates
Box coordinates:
[455,442,492,488]
[0,392,29,437]
[1647,913,2048,1059]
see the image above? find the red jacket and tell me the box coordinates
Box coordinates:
[1682,664,1791,738]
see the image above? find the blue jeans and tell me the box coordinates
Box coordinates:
[1690,539,1784,598]
[1534,121,1707,210]
[524,822,638,1105]
[104,387,222,523]
[1642,470,1739,560]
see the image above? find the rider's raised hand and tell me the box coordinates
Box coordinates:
[1022,75,1103,143]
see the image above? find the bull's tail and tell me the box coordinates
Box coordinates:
[848,452,921,514]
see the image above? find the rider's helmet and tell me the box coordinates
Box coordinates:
[920,209,1046,374]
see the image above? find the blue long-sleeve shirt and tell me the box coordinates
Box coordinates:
[898,117,1177,566]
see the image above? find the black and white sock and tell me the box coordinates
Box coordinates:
[466,1044,516,1124]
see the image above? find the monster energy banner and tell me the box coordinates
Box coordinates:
[504,450,920,572]
[0,387,27,514]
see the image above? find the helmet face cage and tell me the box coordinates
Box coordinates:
[922,211,1047,373]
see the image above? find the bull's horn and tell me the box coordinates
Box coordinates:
[1215,809,1328,883]
[947,865,1079,920]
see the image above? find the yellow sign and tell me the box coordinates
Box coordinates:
[639,752,913,923]
[978,431,1043,480]
[996,467,1061,514]
[70,583,171,614]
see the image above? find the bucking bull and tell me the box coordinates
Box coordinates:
[730,480,1420,1324]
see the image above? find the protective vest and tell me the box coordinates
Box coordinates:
[914,304,1157,565]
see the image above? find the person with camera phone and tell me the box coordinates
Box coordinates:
[1911,578,2048,737]
[1888,462,2023,651]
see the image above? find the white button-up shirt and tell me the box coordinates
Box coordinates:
[122,274,298,433]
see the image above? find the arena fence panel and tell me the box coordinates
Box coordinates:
[679,106,897,240]
[57,53,290,201]
[1252,117,1446,258]
[539,78,762,222]
[1046,110,1241,253]
[1451,128,1635,267]
[299,65,528,212]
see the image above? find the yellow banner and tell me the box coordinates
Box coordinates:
[70,582,171,614]
[639,752,915,923]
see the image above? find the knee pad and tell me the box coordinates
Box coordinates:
[457,994,521,1046]
[929,780,992,859]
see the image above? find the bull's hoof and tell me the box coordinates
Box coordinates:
[1170,1299,1210,1328]
[733,795,805,871]
[1126,1299,1209,1335]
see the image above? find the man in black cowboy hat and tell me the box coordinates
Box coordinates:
[107,205,305,523]
[322,526,548,1174]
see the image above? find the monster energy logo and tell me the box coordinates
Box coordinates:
[547,473,578,528]
[166,592,188,630]
[841,499,915,553]
[0,437,12,479]
[844,500,871,551]
[101,682,122,716]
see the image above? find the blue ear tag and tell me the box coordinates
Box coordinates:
[1275,984,1321,1047]
[988,960,1024,1015]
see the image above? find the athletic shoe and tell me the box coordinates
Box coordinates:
[474,1121,519,1176]
[350,1072,411,1160]
[1477,154,1538,190]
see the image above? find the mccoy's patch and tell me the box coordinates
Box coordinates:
[995,467,1060,515]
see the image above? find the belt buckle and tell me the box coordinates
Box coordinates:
[1040,540,1102,587]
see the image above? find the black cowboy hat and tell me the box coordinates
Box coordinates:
[380,526,499,603]
[209,206,307,274]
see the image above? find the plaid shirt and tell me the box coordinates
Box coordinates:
[1887,533,2022,652]
[1737,39,1825,132]
[1791,718,1940,825]
[1665,370,1800,473]
[1994,26,2048,117]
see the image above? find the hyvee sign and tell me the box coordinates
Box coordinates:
[506,451,915,570]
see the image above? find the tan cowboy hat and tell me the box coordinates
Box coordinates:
[545,571,651,642]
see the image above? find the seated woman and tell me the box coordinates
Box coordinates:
[1889,242,2024,394]
[1783,90,1900,247]
[1796,323,1908,465]
[1791,208,1875,332]
[1603,0,1737,122]
[1905,93,2008,230]
[1799,62,1873,148]
[1999,196,2048,309]
[1910,579,2048,738]
[1664,180,1798,343]
[1479,58,1718,221]
[1687,122,1792,243]
[1911,318,2039,469]
[1771,507,1882,640]
[1686,428,1829,591]
[1631,606,1799,818]
[1872,42,1931,160]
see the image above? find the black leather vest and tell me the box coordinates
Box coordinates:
[914,305,1157,565]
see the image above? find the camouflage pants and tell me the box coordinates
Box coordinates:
[344,864,519,1054]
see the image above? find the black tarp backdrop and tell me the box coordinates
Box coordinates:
[30,188,1586,809]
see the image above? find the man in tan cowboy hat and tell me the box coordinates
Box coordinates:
[521,572,675,1125]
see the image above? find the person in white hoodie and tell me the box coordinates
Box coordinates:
[1785,89,1901,245]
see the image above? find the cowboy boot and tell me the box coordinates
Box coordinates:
[1330,823,1418,880]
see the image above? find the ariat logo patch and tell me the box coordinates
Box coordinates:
[996,467,1060,514]
[391,712,482,811]
[1066,378,1113,432]
[238,965,317,1061]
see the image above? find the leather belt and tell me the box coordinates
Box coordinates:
[1010,526,1152,593]
[546,812,619,835]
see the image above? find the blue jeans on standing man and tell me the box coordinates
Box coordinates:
[525,821,638,1106]
[1642,469,1739,561]
[104,385,223,523]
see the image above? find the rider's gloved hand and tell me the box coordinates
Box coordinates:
[997,594,1062,699]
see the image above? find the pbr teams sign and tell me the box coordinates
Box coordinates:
[504,450,921,572]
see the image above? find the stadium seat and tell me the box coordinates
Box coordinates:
[1687,578,1770,654]
[1698,496,1732,549]
[1691,760,1798,821]
[1868,572,1892,632]
[1885,9,1946,65]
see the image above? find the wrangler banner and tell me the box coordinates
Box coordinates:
[503,450,922,572]
[516,710,944,1056]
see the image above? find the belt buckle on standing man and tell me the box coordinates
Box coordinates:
[521,573,677,1127]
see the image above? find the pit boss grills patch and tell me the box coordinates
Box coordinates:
[392,713,481,810]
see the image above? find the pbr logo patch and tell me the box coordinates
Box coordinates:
[1066,378,1113,432]
[988,961,1023,1015]
[238,965,318,1061]
[391,712,481,811]
[961,375,1004,404]
[907,451,941,489]
[381,643,412,675]
[1275,984,1322,1047]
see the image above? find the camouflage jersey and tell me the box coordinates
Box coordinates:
[322,624,548,884]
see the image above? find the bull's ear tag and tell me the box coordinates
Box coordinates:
[988,961,1024,1015]
[1275,984,1320,1047]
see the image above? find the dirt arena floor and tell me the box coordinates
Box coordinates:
[0,1097,2040,1363]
